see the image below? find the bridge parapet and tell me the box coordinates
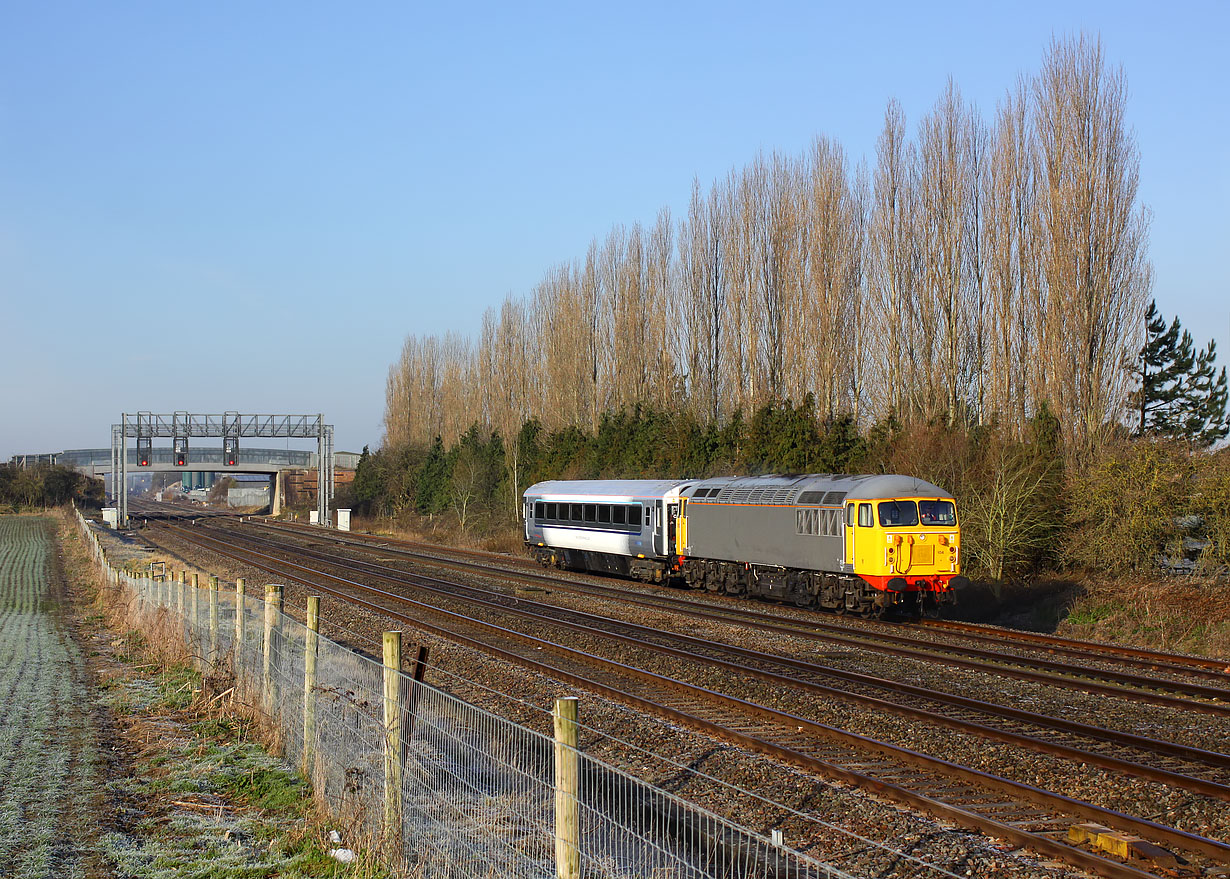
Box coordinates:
[61,447,314,473]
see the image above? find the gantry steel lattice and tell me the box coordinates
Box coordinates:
[112,411,334,527]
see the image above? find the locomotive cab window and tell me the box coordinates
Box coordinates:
[919,500,957,526]
[845,504,855,527]
[878,500,919,527]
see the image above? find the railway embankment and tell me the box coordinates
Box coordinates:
[0,513,353,879]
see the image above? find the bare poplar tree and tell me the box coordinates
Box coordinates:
[804,136,858,419]
[1034,34,1152,459]
[986,77,1040,434]
[917,78,973,423]
[966,107,990,424]
[725,167,760,410]
[869,100,918,421]
[646,208,677,408]
[679,179,729,421]
[847,161,871,424]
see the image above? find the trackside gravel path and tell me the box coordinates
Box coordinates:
[0,516,103,878]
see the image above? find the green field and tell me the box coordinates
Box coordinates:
[0,516,101,878]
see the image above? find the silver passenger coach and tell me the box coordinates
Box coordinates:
[523,479,690,581]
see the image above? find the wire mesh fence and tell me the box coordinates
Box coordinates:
[74,510,877,879]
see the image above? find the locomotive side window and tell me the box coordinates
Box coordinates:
[919,500,957,526]
[845,504,855,527]
[878,500,919,527]
[858,503,873,527]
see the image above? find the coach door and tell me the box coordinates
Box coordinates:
[666,501,680,554]
[844,503,855,568]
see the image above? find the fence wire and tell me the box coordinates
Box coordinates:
[76,510,935,879]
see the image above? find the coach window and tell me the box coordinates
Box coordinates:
[612,505,626,525]
[598,505,611,524]
[858,503,873,527]
[571,504,583,521]
[543,503,554,520]
[534,502,543,519]
[628,504,641,527]
[584,504,596,522]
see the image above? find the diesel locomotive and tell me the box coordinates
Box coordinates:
[523,474,967,616]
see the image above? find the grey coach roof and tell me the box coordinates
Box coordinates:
[524,479,690,499]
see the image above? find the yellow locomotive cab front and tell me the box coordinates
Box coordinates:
[844,496,962,599]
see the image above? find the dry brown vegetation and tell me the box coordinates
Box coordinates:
[1056,575,1230,659]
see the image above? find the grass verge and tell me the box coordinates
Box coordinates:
[56,509,393,879]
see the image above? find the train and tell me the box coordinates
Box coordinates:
[522,474,968,617]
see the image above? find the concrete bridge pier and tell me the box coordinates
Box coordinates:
[269,471,284,516]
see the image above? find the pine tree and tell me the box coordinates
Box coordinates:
[1132,300,1189,436]
[1131,300,1227,449]
[1179,341,1230,449]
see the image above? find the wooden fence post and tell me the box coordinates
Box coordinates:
[303,596,320,779]
[235,578,246,667]
[554,696,581,879]
[263,584,283,719]
[190,572,199,624]
[383,630,404,842]
[208,575,219,667]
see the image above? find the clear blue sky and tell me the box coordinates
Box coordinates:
[2,0,1227,458]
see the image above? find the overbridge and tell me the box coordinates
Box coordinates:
[63,446,315,475]
[106,412,335,528]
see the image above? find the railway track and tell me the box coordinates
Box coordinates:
[235,516,1230,714]
[191,522,1230,799]
[148,519,1230,878]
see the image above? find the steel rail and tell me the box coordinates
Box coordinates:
[160,522,1230,874]
[246,517,1230,687]
[918,618,1230,676]
[237,518,1230,715]
[247,516,1230,672]
[198,521,1230,801]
